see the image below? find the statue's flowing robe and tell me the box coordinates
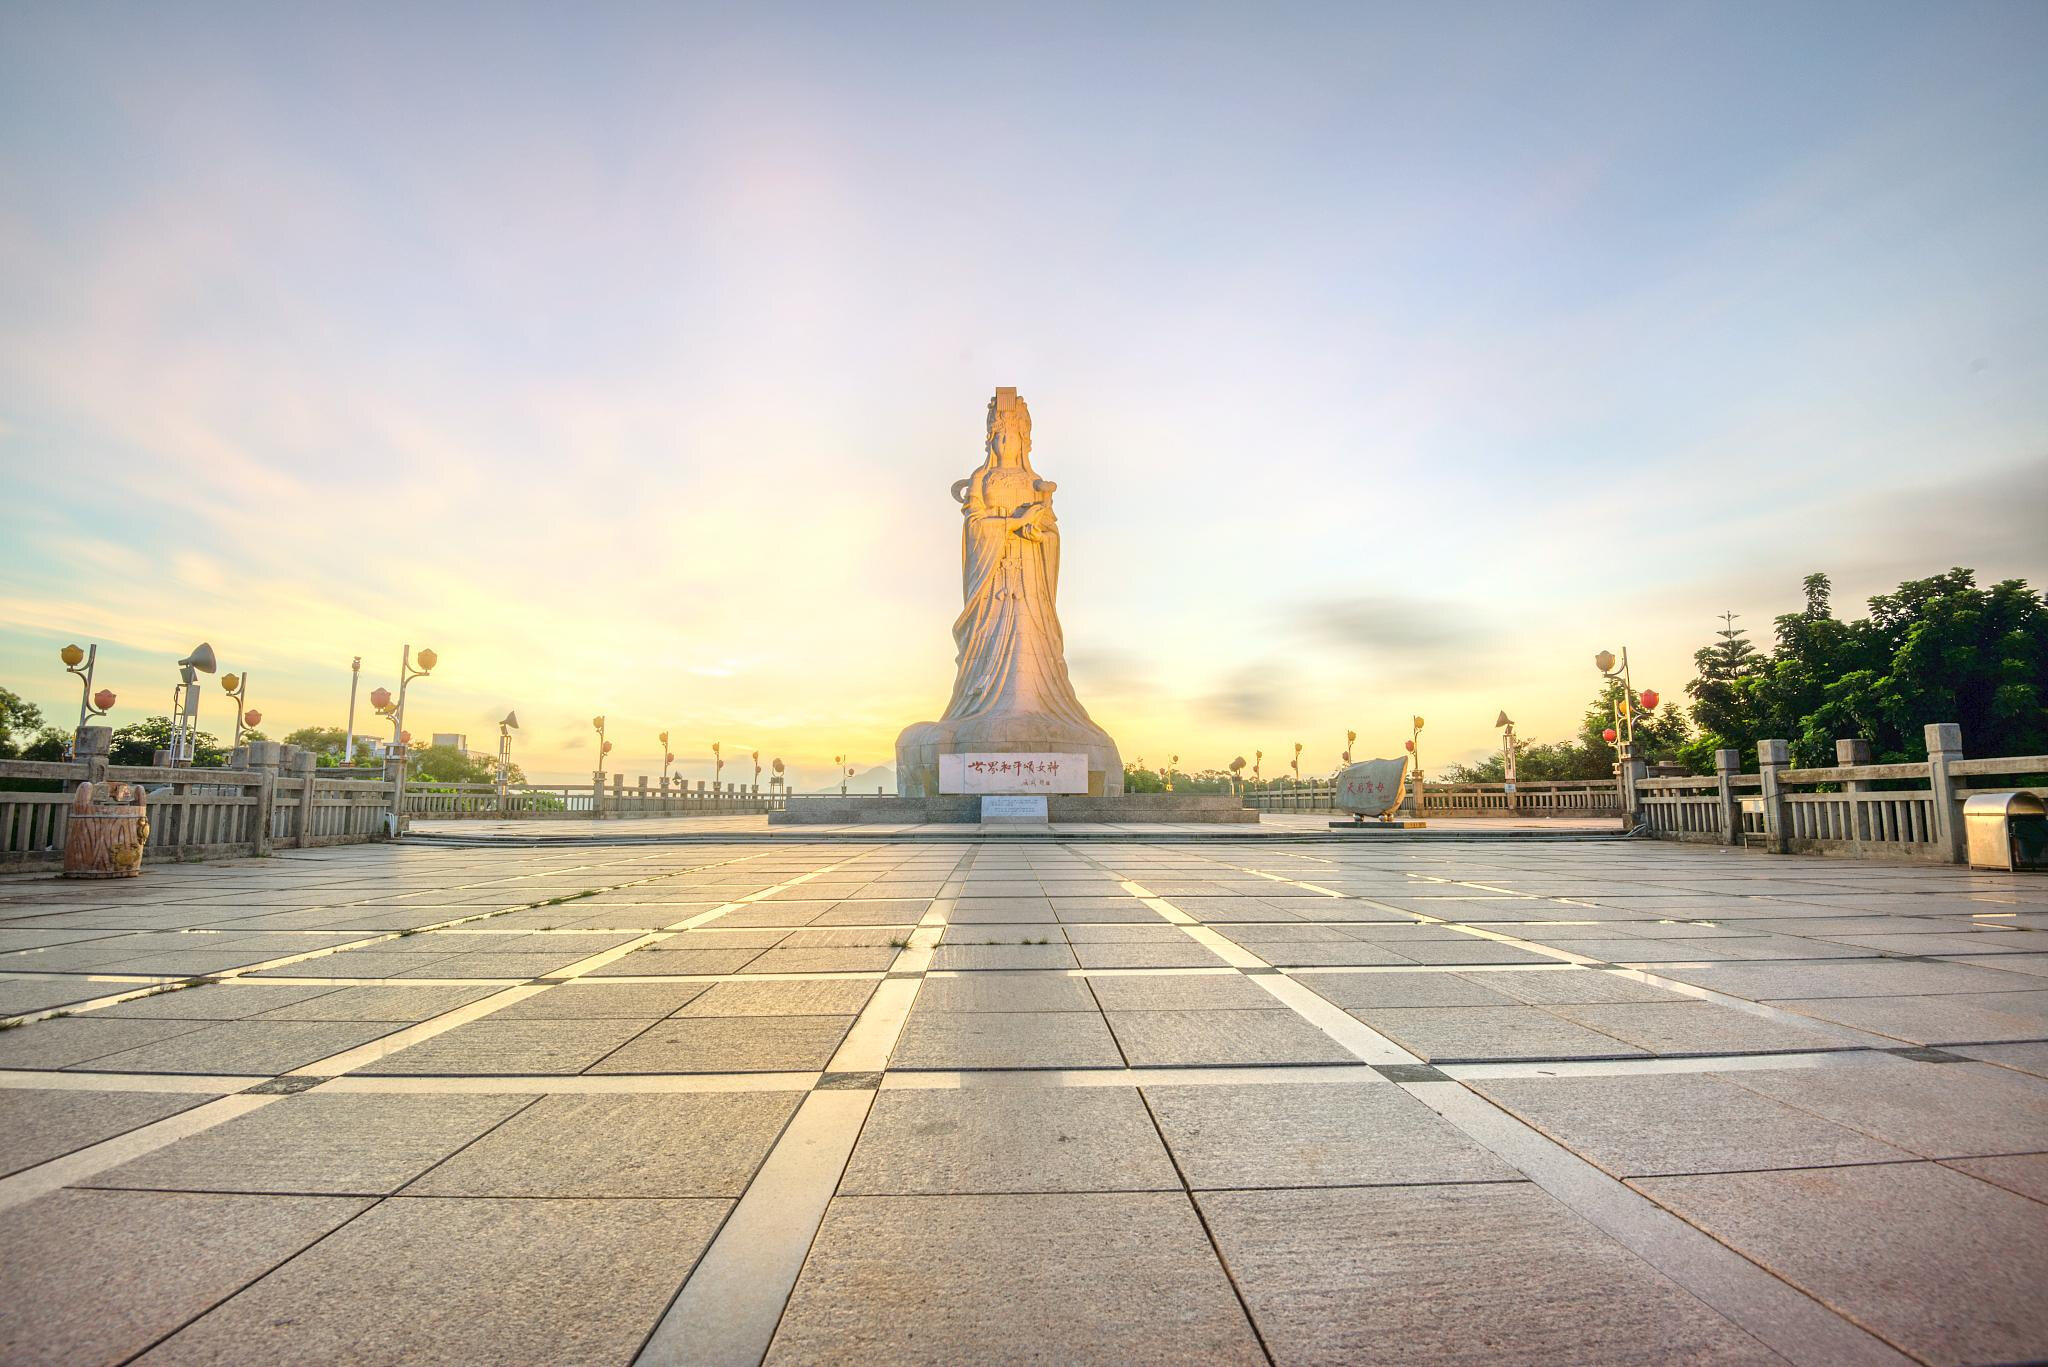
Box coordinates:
[938,504,1099,730]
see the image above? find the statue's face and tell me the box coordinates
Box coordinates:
[988,416,1029,465]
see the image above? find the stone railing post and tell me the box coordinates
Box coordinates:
[1924,723,1965,863]
[1757,740,1791,854]
[1714,748,1741,845]
[292,749,318,847]
[74,725,111,790]
[592,772,606,818]
[1837,738,1872,851]
[248,740,281,855]
[613,774,625,814]
[1616,745,1646,830]
[383,753,406,837]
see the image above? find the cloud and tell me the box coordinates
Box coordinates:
[1298,595,1484,655]
[1199,664,1288,723]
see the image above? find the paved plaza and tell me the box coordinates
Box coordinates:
[1,834,2045,1365]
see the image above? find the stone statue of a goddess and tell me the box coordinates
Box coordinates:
[896,388,1123,796]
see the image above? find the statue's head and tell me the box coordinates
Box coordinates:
[985,387,1033,468]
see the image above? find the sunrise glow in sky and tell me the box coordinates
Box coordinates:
[3,3,2045,786]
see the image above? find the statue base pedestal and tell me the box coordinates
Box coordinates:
[770,795,1256,825]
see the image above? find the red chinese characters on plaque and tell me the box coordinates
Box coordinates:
[939,752,1090,794]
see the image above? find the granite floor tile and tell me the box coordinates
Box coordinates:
[1634,1162,2048,1366]
[1083,972,1278,1011]
[890,1010,1124,1069]
[1106,1008,1354,1067]
[913,974,1096,1013]
[671,978,878,1016]
[487,980,711,1019]
[1541,1001,1842,1055]
[1719,1053,2048,1158]
[86,1093,532,1194]
[0,1088,211,1177]
[766,1193,1264,1365]
[840,1087,1179,1194]
[1293,970,1524,1009]
[1346,1006,1651,1062]
[0,1017,213,1070]
[409,1091,800,1196]
[587,1014,854,1073]
[1146,1080,1517,1188]
[0,1189,368,1366]
[1199,1184,1778,1365]
[1772,990,2048,1044]
[354,1019,653,1075]
[73,1020,408,1075]
[140,1196,729,1367]
[1470,1072,1915,1177]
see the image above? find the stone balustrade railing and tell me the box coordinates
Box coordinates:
[0,732,396,871]
[403,777,785,819]
[1632,724,2047,863]
[1242,780,1622,817]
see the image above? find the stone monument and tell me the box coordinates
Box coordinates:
[896,388,1124,797]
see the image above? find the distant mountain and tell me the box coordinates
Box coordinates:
[809,764,895,795]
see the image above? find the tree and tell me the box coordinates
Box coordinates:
[110,716,226,767]
[1688,610,1766,753]
[0,689,46,759]
[408,744,523,785]
[1682,568,2048,768]
[20,727,70,761]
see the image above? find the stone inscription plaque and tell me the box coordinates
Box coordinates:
[940,752,1089,794]
[981,795,1051,822]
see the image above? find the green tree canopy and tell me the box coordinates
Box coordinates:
[1686,568,2048,767]
[408,744,524,785]
[0,689,46,759]
[110,716,226,767]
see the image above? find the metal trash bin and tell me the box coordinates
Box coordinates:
[1963,792,2048,871]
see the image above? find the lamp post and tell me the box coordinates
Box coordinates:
[1496,710,1517,807]
[833,754,845,796]
[386,645,435,825]
[845,764,855,795]
[752,750,762,792]
[1343,729,1356,766]
[712,742,724,792]
[593,716,610,779]
[498,711,519,805]
[61,644,116,732]
[169,643,216,766]
[1165,754,1178,792]
[344,656,362,763]
[1253,750,1263,785]
[220,670,250,747]
[1291,741,1302,786]
[771,757,785,795]
[659,731,673,786]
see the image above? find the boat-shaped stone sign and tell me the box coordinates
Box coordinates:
[1332,757,1410,820]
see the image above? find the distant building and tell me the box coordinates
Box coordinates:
[431,733,467,752]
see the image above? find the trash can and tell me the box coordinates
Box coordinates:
[62,781,150,878]
[1963,792,2048,871]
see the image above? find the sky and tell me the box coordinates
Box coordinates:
[2,1,2044,787]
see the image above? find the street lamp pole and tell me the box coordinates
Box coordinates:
[593,716,610,780]
[221,670,250,747]
[61,644,115,732]
[387,644,436,829]
[344,656,362,763]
